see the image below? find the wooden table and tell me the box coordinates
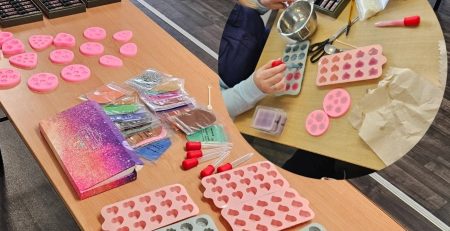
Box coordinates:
[0,2,404,230]
[234,0,446,170]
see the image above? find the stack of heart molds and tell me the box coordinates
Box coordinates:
[222,188,315,231]
[278,40,310,96]
[316,45,387,86]
[155,214,219,231]
[101,184,199,231]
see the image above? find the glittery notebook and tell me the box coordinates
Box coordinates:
[39,100,138,199]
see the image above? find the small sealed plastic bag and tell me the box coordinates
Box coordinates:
[356,0,389,20]
[168,107,217,135]
[80,82,133,105]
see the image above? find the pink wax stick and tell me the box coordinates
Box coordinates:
[374,15,420,27]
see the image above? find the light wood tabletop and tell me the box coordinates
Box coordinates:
[234,0,446,170]
[0,1,404,230]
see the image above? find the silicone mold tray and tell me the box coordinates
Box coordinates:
[82,0,121,8]
[201,161,289,208]
[33,0,86,19]
[299,222,326,231]
[101,184,200,231]
[278,40,310,96]
[155,214,218,231]
[316,44,387,86]
[0,0,43,28]
[251,106,287,135]
[221,188,315,231]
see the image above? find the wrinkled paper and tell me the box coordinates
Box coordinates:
[348,68,443,166]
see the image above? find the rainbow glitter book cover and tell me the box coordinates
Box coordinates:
[39,100,138,199]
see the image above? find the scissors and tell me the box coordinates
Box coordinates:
[309,17,359,64]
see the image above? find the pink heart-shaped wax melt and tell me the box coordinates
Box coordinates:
[2,38,25,56]
[323,88,351,118]
[53,33,76,48]
[100,55,123,67]
[9,52,38,69]
[120,43,137,57]
[29,35,53,51]
[305,110,329,136]
[49,49,74,64]
[0,68,21,89]
[61,64,91,82]
[79,42,104,56]
[27,73,59,93]
[83,27,107,41]
[113,30,133,43]
[0,31,13,46]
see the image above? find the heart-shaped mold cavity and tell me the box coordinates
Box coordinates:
[205,177,217,185]
[49,49,74,64]
[155,190,166,198]
[257,200,268,207]
[278,205,289,212]
[113,30,133,43]
[128,210,141,219]
[180,223,193,230]
[331,65,339,72]
[292,83,299,90]
[249,214,261,221]
[243,205,254,211]
[294,72,301,80]
[170,185,182,193]
[356,50,365,58]
[368,47,378,55]
[106,206,119,214]
[226,182,237,190]
[234,219,246,226]
[117,227,129,231]
[2,38,25,56]
[27,73,59,93]
[240,178,251,185]
[299,210,311,217]
[195,217,208,226]
[150,215,162,223]
[53,33,76,48]
[0,31,13,46]
[218,195,229,203]
[267,170,277,177]
[292,200,303,207]
[355,70,364,78]
[256,224,268,231]
[227,209,240,216]
[111,216,124,224]
[369,67,378,76]
[247,166,258,172]
[343,53,352,60]
[330,74,338,81]
[285,214,297,222]
[271,196,282,203]
[343,63,351,70]
[286,73,293,81]
[212,186,223,193]
[264,209,275,216]
[80,42,104,56]
[120,43,138,57]
[285,83,291,91]
[342,72,351,80]
[355,60,364,68]
[332,56,340,63]
[284,191,296,198]
[220,173,231,181]
[369,57,378,66]
[160,199,172,208]
[145,205,157,213]
[29,35,53,51]
[61,64,91,82]
[176,195,187,203]
[271,219,283,227]
[246,187,257,195]
[253,174,264,181]
[166,209,178,218]
[182,204,194,212]
[9,52,38,69]
[123,201,135,209]
[232,191,243,199]
[260,183,271,191]
[83,27,107,41]
[320,67,328,74]
[319,76,327,83]
[234,169,244,177]
[320,58,329,65]
[139,196,151,204]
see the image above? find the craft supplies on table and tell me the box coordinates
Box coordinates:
[0,0,43,28]
[374,15,420,27]
[186,125,228,142]
[9,52,38,69]
[182,150,229,170]
[33,0,86,19]
[29,34,53,51]
[185,141,232,151]
[101,184,199,231]
[316,44,387,86]
[0,68,21,89]
[313,0,349,18]
[169,108,217,135]
[155,214,219,231]
[216,152,254,173]
[278,40,310,95]
[251,106,287,135]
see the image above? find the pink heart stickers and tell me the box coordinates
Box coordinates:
[53,33,76,48]
[99,55,123,67]
[119,43,137,57]
[83,27,107,41]
[27,73,59,93]
[49,49,74,64]
[113,30,133,43]
[0,68,21,89]
[61,64,91,82]
[79,42,104,56]
[0,31,14,46]
[29,35,53,51]
[9,52,38,69]
[2,38,25,56]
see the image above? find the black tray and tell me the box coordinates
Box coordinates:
[82,0,120,8]
[0,0,43,27]
[314,0,350,18]
[32,0,86,19]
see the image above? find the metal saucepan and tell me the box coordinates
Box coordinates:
[277,0,317,41]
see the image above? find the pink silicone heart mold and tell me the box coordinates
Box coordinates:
[113,30,133,43]
[2,38,25,56]
[9,52,38,69]
[0,68,21,89]
[27,73,59,93]
[53,33,76,48]
[49,49,74,64]
[29,35,53,51]
[83,27,106,41]
[323,88,351,118]
[61,64,91,82]
[120,43,137,57]
[79,42,104,56]
[305,110,329,136]
[99,55,123,67]
[0,31,13,46]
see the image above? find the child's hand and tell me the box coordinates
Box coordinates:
[253,59,286,94]
[259,0,294,10]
